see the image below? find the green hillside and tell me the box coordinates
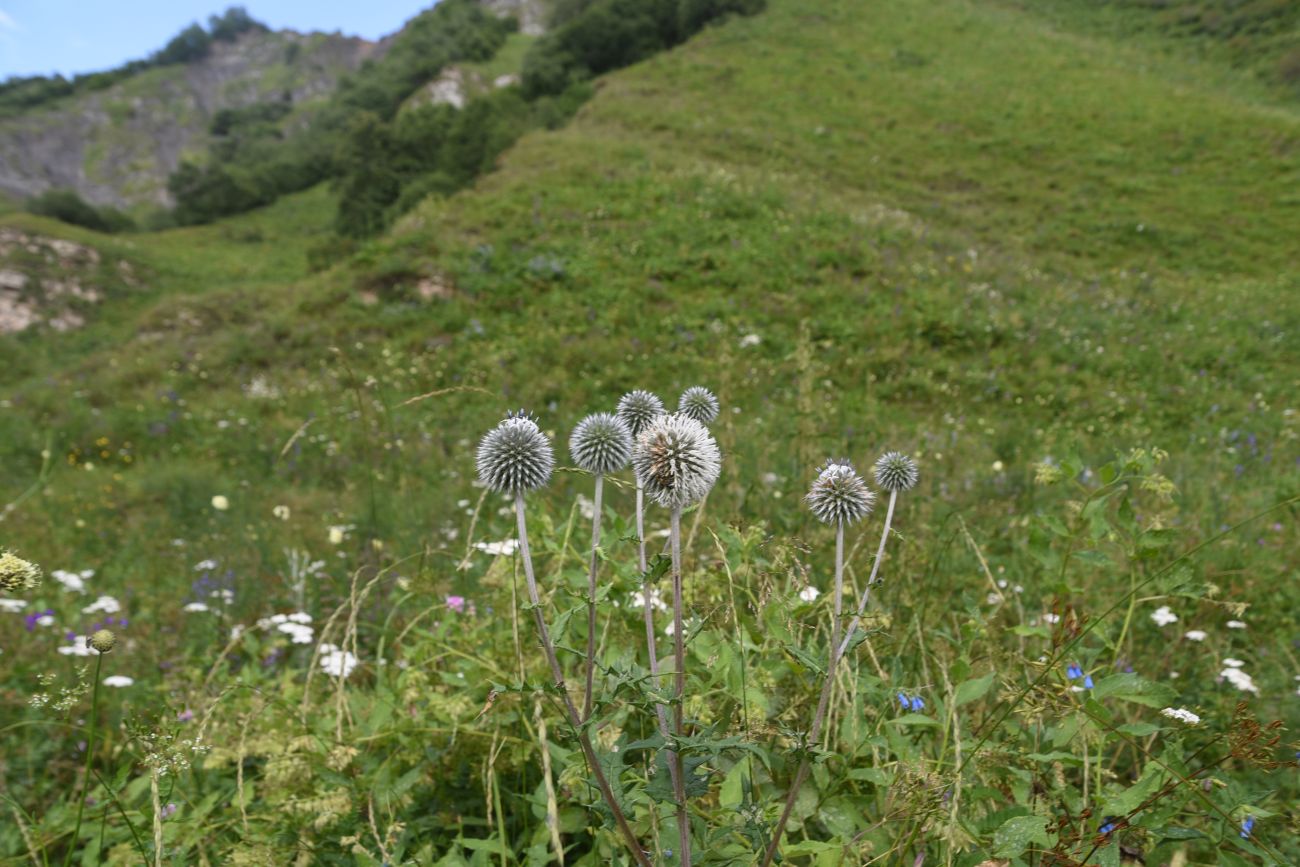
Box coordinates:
[1,0,1297,863]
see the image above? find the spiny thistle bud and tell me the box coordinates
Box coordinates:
[570,412,632,475]
[616,389,665,437]
[0,551,40,593]
[633,414,722,509]
[476,410,555,494]
[806,461,876,525]
[87,629,117,654]
[677,386,720,425]
[874,451,919,492]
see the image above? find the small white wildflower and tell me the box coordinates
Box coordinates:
[211,495,229,511]
[0,598,27,612]
[82,596,121,615]
[1150,605,1178,627]
[1226,620,1246,629]
[272,505,291,521]
[102,676,134,688]
[1223,658,1245,668]
[1161,707,1200,726]
[193,559,218,571]
[474,539,519,557]
[1184,630,1207,642]
[1220,666,1259,694]
[328,526,347,545]
[182,602,210,613]
[1042,613,1061,624]
[739,333,761,348]
[319,643,358,679]
[798,585,820,603]
[51,569,89,593]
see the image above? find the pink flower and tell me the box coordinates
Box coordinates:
[446,595,467,614]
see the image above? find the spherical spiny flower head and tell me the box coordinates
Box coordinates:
[616,389,665,437]
[874,451,919,492]
[570,412,632,475]
[677,386,720,425]
[87,629,117,654]
[806,460,875,525]
[476,410,555,495]
[0,551,40,593]
[633,413,722,509]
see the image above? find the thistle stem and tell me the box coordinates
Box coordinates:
[761,522,846,867]
[583,474,604,721]
[65,652,104,867]
[514,494,652,867]
[638,477,679,786]
[837,489,897,657]
[670,507,691,867]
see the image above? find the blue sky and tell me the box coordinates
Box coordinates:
[0,1,434,78]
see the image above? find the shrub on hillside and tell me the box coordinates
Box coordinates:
[25,189,135,233]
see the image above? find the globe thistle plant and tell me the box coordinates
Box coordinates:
[475,411,650,867]
[0,550,40,593]
[633,413,722,511]
[766,452,915,867]
[841,451,916,655]
[873,451,919,493]
[677,385,720,426]
[569,413,632,476]
[569,412,632,719]
[632,412,721,866]
[806,461,876,526]
[475,411,555,494]
[616,389,665,438]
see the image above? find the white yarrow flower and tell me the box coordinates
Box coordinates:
[798,585,820,602]
[1150,605,1178,627]
[1160,707,1200,726]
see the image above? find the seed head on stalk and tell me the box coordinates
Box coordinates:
[616,389,665,437]
[569,413,632,475]
[476,410,555,494]
[677,386,720,426]
[806,461,875,525]
[633,413,722,509]
[873,451,919,493]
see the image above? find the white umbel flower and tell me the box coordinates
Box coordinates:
[616,390,666,437]
[633,413,721,509]
[1150,605,1178,627]
[476,411,555,494]
[677,386,720,425]
[873,452,919,492]
[806,461,876,525]
[1161,707,1201,726]
[569,412,632,475]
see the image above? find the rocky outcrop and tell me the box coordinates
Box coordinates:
[0,30,376,209]
[0,228,133,334]
[480,0,548,36]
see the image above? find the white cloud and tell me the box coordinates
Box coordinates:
[0,10,20,32]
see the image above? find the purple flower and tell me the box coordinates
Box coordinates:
[897,692,909,709]
[1240,815,1255,838]
[24,609,54,631]
[446,595,467,614]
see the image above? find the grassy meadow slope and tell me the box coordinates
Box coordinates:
[1,0,1297,862]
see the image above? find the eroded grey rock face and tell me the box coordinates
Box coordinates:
[479,0,548,35]
[0,30,376,209]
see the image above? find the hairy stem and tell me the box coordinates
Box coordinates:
[761,522,846,867]
[670,507,691,867]
[514,494,652,867]
[64,652,104,867]
[583,474,604,721]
